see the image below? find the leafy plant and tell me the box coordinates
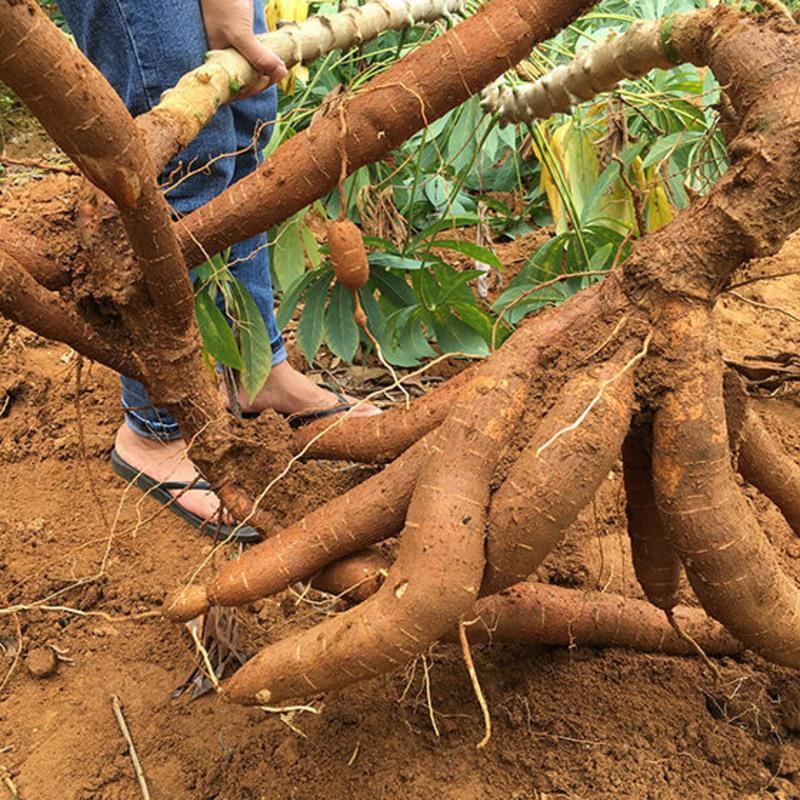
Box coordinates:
[195,0,743,369]
[193,252,273,401]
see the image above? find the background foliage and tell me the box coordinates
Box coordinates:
[7,1,799,391]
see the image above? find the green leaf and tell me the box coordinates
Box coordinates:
[231,279,272,401]
[325,283,359,362]
[451,301,496,342]
[194,291,243,370]
[297,275,329,363]
[410,215,481,248]
[370,268,417,308]
[301,224,322,268]
[430,310,489,356]
[271,214,306,291]
[368,253,426,271]
[430,239,503,271]
[276,268,327,330]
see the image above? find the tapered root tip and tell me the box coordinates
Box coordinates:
[162,585,209,622]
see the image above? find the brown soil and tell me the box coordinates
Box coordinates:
[3,187,800,800]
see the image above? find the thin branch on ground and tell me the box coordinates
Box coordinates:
[0,613,21,696]
[727,291,800,324]
[111,694,151,800]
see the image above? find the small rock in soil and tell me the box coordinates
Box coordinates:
[25,646,57,678]
[273,736,300,768]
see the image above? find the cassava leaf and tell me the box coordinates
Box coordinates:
[194,291,243,370]
[325,283,359,362]
[231,279,272,401]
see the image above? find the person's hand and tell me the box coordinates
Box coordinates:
[200,0,288,93]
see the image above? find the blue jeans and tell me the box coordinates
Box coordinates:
[57,0,287,441]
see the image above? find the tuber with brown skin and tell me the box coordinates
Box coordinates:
[224,346,527,705]
[653,302,800,668]
[482,348,636,596]
[622,430,683,610]
[328,219,370,292]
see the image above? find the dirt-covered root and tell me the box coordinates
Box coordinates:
[293,370,473,463]
[736,409,800,538]
[622,430,683,610]
[163,433,434,622]
[653,302,800,669]
[311,548,390,603]
[0,223,69,291]
[462,583,742,656]
[0,249,139,379]
[223,351,527,705]
[481,348,637,596]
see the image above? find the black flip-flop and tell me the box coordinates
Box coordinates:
[240,390,355,429]
[110,449,262,544]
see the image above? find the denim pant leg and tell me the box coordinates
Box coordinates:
[56,0,285,440]
[226,90,287,366]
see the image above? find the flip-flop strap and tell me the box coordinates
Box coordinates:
[159,480,212,491]
[286,391,354,429]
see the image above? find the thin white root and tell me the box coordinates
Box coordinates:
[111,695,151,800]
[188,620,221,693]
[459,619,492,750]
[482,11,707,125]
[153,0,463,146]
[665,610,722,685]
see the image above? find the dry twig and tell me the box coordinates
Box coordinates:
[111,694,151,800]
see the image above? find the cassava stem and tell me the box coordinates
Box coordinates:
[481,11,710,125]
[176,0,597,266]
[139,0,465,172]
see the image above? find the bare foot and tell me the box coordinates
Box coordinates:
[114,423,227,524]
[230,360,382,419]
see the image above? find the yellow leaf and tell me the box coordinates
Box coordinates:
[293,0,309,22]
[645,168,674,232]
[265,0,278,31]
[530,124,567,234]
[276,0,296,22]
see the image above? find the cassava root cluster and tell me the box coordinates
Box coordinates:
[3,0,800,711]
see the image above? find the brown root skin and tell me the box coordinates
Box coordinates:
[652,301,800,668]
[482,346,637,596]
[737,409,800,538]
[298,551,741,656]
[622,429,683,610]
[163,585,209,622]
[200,432,434,616]
[0,224,69,291]
[328,219,369,291]
[0,250,140,379]
[462,583,742,656]
[224,349,527,705]
[311,548,390,603]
